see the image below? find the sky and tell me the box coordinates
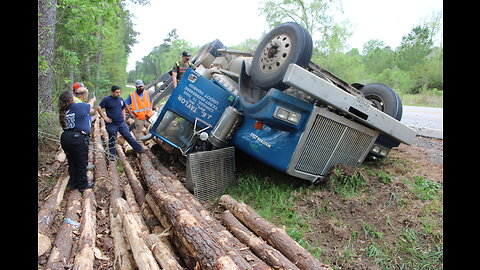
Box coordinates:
[125,0,443,71]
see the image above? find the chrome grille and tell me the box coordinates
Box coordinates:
[294,113,376,176]
[186,147,236,202]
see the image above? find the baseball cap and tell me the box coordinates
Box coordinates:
[182,51,191,57]
[73,82,84,90]
[135,80,144,87]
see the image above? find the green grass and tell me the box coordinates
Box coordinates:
[398,90,443,108]
[227,173,309,241]
[403,176,442,201]
[329,167,368,198]
[225,160,443,269]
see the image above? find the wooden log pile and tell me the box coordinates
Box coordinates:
[38,115,331,270]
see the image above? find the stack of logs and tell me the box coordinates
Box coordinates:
[38,116,332,270]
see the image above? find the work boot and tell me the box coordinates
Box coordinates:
[137,148,148,154]
[78,182,95,192]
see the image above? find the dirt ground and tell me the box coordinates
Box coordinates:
[291,136,443,269]
[198,136,443,269]
[37,135,443,269]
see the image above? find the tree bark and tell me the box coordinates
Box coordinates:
[72,189,97,270]
[219,195,331,270]
[38,172,70,233]
[45,190,82,270]
[38,172,70,256]
[114,197,161,270]
[38,0,57,111]
[221,210,300,270]
[110,210,136,270]
[145,193,196,269]
[145,233,184,270]
[137,153,244,269]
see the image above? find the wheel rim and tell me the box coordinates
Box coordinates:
[259,34,292,73]
[367,95,385,111]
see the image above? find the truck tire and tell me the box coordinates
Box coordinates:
[251,22,313,90]
[359,83,403,121]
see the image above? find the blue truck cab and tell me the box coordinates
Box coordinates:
[147,22,415,184]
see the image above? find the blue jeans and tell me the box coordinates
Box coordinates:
[105,121,144,156]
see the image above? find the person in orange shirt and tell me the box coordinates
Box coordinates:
[125,80,153,142]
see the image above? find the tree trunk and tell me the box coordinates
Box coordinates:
[45,190,82,270]
[38,0,57,111]
[137,153,244,270]
[139,153,269,269]
[72,130,97,270]
[221,210,300,270]
[114,197,161,270]
[38,172,70,256]
[72,189,97,270]
[145,193,196,269]
[110,210,136,270]
[145,234,184,270]
[219,195,331,270]
[38,172,70,233]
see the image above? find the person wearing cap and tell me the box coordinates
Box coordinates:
[73,86,89,103]
[171,51,196,89]
[72,82,85,103]
[125,79,153,142]
[97,85,147,160]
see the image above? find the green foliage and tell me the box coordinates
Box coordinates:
[53,0,136,95]
[127,30,196,83]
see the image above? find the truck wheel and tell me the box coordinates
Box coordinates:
[251,22,313,90]
[359,83,403,121]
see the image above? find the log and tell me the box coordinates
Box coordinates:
[221,210,300,270]
[139,153,253,269]
[38,233,51,257]
[138,153,241,269]
[72,189,97,270]
[110,210,136,270]
[45,190,82,270]
[116,143,161,230]
[145,234,183,270]
[38,171,70,256]
[219,195,332,270]
[149,188,240,269]
[146,193,196,269]
[38,172,70,233]
[114,197,161,270]
[41,148,67,177]
[73,123,97,270]
[93,118,108,183]
[121,175,149,234]
[139,152,271,269]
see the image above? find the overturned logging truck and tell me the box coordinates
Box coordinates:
[143,22,416,192]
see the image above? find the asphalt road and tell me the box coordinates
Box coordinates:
[401,105,443,139]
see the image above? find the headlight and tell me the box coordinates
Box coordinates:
[370,145,390,157]
[274,106,301,125]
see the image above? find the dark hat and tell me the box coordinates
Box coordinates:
[135,79,144,87]
[182,51,191,57]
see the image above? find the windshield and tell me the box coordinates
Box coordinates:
[154,110,208,153]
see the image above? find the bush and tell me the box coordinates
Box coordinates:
[374,68,416,93]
